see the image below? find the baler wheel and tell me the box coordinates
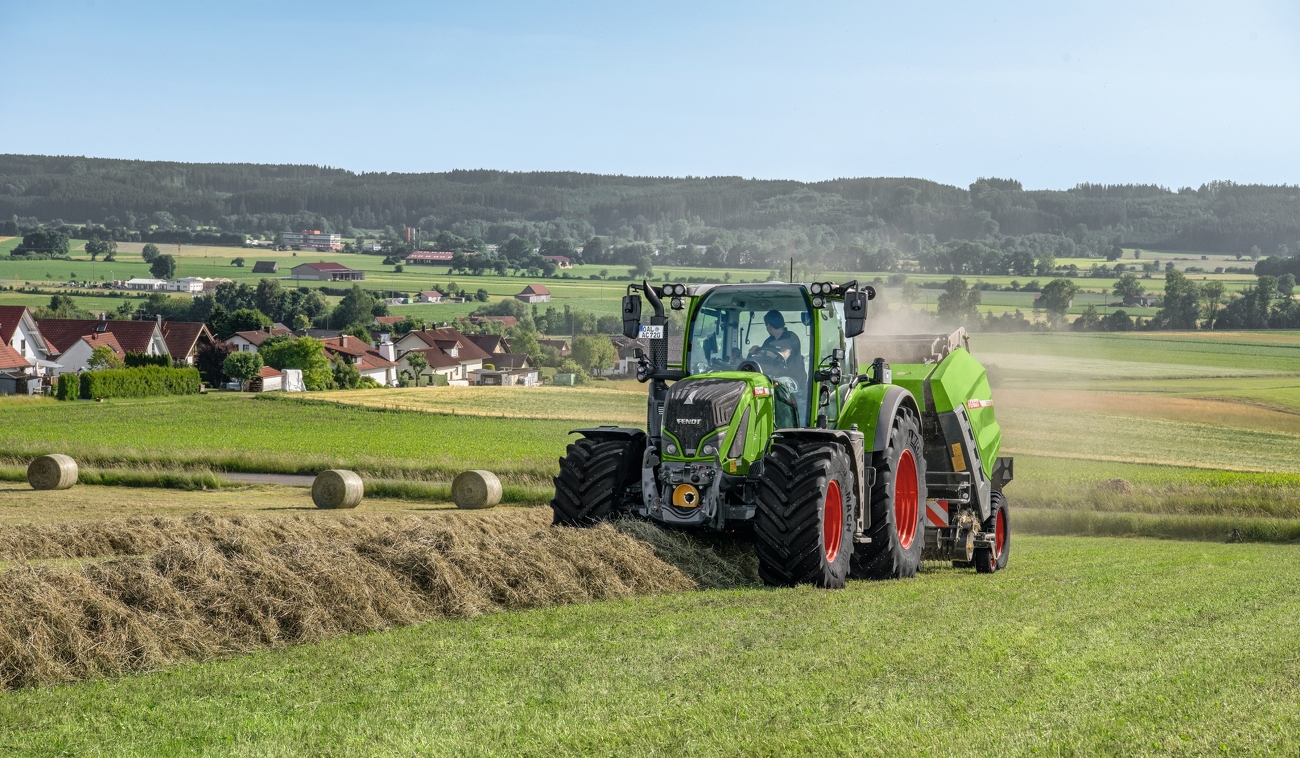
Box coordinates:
[754,438,856,588]
[974,490,1010,573]
[851,407,927,580]
[551,436,644,526]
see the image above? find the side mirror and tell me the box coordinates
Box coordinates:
[844,290,868,337]
[622,294,643,339]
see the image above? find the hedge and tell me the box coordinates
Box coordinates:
[56,374,78,401]
[80,367,202,399]
[124,352,172,368]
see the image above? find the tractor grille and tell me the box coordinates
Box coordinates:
[663,379,746,453]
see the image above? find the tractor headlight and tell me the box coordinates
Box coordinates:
[665,442,678,455]
[810,282,823,295]
[811,296,825,308]
[671,297,684,310]
[702,444,716,456]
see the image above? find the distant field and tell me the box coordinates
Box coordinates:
[1,240,1265,319]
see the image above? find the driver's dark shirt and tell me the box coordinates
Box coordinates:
[762,329,803,372]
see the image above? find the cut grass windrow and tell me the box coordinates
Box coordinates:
[1014,508,1300,544]
[0,509,746,690]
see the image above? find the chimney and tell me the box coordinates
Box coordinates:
[156,314,162,326]
[264,325,272,333]
[378,335,396,362]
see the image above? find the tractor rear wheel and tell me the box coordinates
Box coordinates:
[851,407,927,580]
[754,438,856,588]
[551,435,644,526]
[974,491,1010,573]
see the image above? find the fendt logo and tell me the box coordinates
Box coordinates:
[675,418,702,425]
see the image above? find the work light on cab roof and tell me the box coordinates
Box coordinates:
[553,277,1014,588]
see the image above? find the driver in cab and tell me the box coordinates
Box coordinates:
[749,310,804,380]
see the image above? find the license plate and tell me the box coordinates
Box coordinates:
[638,325,665,339]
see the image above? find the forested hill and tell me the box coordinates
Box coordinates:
[3,153,1300,261]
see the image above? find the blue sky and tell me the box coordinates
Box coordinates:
[3,0,1298,189]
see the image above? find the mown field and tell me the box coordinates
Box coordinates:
[2,535,1297,755]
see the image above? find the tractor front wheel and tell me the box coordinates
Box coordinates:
[551,435,644,526]
[973,490,1010,573]
[754,438,856,588]
[851,407,927,580]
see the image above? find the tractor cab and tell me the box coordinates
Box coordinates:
[685,284,816,425]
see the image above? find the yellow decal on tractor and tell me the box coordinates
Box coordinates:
[950,443,967,472]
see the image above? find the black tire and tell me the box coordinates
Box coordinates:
[551,435,645,526]
[851,408,926,580]
[754,438,856,588]
[974,490,1010,573]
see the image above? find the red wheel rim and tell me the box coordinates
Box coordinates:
[823,479,843,563]
[895,449,919,549]
[995,505,1006,559]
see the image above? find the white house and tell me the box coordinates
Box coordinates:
[418,290,444,303]
[55,331,125,374]
[37,317,172,375]
[165,278,207,294]
[322,335,399,386]
[124,278,168,291]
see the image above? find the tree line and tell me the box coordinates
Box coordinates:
[7,156,1300,269]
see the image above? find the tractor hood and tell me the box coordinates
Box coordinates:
[662,378,746,457]
[659,372,780,469]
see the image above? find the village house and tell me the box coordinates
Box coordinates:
[417,290,444,303]
[374,315,406,329]
[542,255,573,269]
[161,322,215,366]
[405,251,455,266]
[38,317,172,374]
[514,284,551,303]
[466,334,510,355]
[252,261,279,274]
[0,306,54,375]
[225,325,293,354]
[250,365,283,392]
[539,338,570,357]
[54,331,125,375]
[394,326,489,383]
[322,335,399,386]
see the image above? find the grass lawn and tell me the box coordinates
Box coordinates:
[1,535,1295,755]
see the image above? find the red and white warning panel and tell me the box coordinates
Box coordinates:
[925,499,949,527]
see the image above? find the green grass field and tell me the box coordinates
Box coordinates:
[2,535,1296,755]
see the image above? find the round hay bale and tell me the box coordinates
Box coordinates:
[1097,478,1134,495]
[452,470,502,510]
[312,470,363,509]
[27,454,78,490]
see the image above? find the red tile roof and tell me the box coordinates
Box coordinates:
[374,315,405,326]
[0,306,31,346]
[354,352,397,371]
[76,331,124,356]
[467,334,509,355]
[37,319,162,355]
[321,335,372,357]
[518,284,551,296]
[257,365,283,378]
[161,322,213,360]
[0,345,31,371]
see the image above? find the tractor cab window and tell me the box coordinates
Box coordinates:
[686,286,814,424]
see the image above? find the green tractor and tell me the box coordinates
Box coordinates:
[551,280,1013,587]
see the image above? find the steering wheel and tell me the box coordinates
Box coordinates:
[749,346,784,362]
